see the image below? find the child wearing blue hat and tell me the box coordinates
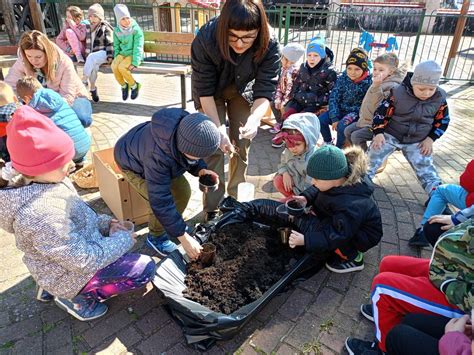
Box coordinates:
[272,36,337,148]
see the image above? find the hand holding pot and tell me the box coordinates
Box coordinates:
[180,233,203,260]
[239,114,260,140]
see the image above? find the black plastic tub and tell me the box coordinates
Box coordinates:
[153,211,321,350]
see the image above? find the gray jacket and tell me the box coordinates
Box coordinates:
[386,79,447,144]
[357,68,406,128]
[277,114,320,194]
[0,179,133,299]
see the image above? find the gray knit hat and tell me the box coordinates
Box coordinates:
[114,4,130,21]
[281,43,305,63]
[88,3,104,21]
[307,145,348,180]
[176,113,220,158]
[411,60,442,87]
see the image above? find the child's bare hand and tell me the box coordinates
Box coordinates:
[289,230,304,248]
[445,315,470,335]
[282,172,293,192]
[331,121,339,131]
[372,73,383,86]
[428,214,454,230]
[418,137,433,156]
[372,134,385,151]
[128,65,135,71]
[130,232,137,244]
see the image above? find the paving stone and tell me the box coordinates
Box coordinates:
[326,272,353,293]
[249,315,295,353]
[0,316,42,344]
[82,310,134,348]
[307,287,343,318]
[297,268,330,294]
[135,320,184,354]
[11,334,42,355]
[283,312,323,350]
[44,321,72,353]
[339,286,371,317]
[319,326,346,354]
[134,306,170,336]
[275,342,300,354]
[277,288,314,321]
[256,291,292,323]
[94,326,143,352]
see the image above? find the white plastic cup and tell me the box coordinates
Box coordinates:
[237,182,255,202]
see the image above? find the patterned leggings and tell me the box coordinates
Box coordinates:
[367,133,442,194]
[79,253,156,301]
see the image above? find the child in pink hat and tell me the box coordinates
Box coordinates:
[0,106,155,321]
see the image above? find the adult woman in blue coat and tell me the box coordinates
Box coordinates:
[114,108,220,259]
[191,0,280,221]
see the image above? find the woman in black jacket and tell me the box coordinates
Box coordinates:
[191,0,280,221]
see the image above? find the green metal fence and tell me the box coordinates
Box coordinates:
[42,1,474,81]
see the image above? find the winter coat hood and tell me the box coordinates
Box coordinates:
[281,113,320,156]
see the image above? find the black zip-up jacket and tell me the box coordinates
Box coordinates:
[191,18,280,108]
[300,177,382,253]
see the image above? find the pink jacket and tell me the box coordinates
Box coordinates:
[5,44,88,106]
[439,331,472,355]
[56,21,87,56]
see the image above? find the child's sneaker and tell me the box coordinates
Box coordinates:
[55,296,108,321]
[345,337,383,355]
[130,82,141,100]
[121,83,129,101]
[269,123,282,134]
[90,89,99,103]
[76,54,85,63]
[146,233,178,257]
[36,286,54,303]
[325,252,364,273]
[271,135,285,148]
[360,304,374,322]
[408,227,430,247]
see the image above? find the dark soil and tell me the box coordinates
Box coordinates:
[199,174,216,186]
[183,222,305,314]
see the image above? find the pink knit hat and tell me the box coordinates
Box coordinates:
[7,106,75,176]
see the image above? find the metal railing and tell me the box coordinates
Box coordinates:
[37,1,474,80]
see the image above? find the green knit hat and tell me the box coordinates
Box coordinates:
[307,145,349,180]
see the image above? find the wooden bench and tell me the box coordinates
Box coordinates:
[138,31,193,109]
[0,46,18,81]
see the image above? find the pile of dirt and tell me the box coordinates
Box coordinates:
[183,222,304,314]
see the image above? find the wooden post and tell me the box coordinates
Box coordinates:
[1,0,18,44]
[28,0,46,33]
[443,0,470,77]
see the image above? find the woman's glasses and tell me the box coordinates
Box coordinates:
[228,32,258,44]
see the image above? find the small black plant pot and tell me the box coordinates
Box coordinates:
[285,200,304,217]
[199,174,218,193]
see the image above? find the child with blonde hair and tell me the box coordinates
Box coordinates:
[344,52,407,151]
[56,5,88,63]
[111,4,144,101]
[0,106,155,321]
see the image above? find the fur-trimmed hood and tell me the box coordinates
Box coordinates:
[342,145,368,186]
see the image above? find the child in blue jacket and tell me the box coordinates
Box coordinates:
[319,48,372,148]
[16,77,91,164]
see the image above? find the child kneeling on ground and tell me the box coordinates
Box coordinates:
[273,112,320,199]
[0,106,155,321]
[288,145,383,272]
[368,60,449,196]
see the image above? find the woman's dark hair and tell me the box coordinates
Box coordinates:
[217,0,270,63]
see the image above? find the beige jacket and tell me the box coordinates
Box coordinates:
[5,43,89,106]
[357,68,406,128]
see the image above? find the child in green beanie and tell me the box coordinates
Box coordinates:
[289,145,383,273]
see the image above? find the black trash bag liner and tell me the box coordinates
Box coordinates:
[153,197,324,350]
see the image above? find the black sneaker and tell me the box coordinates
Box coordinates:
[121,83,129,101]
[345,337,383,355]
[205,211,219,223]
[325,253,364,273]
[408,227,430,247]
[360,304,374,322]
[36,286,54,303]
[90,89,99,103]
[130,82,141,100]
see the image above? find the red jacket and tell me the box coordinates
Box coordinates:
[459,159,474,207]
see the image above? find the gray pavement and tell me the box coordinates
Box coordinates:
[0,70,473,354]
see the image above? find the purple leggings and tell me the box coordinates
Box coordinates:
[79,253,156,301]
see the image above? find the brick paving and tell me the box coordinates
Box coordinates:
[0,69,472,354]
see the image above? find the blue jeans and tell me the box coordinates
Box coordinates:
[421,184,467,225]
[71,97,93,128]
[319,112,357,147]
